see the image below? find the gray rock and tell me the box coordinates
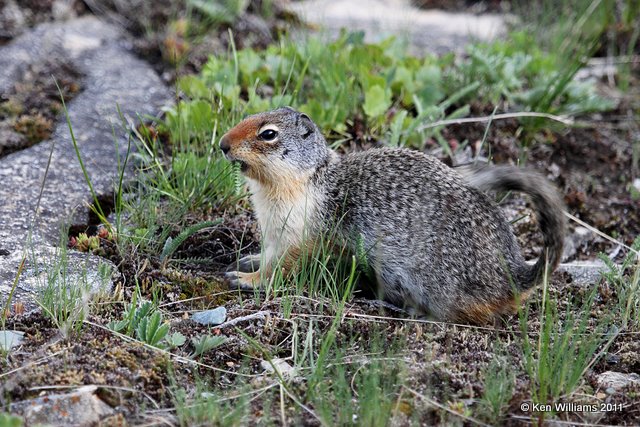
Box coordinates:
[0,0,26,41]
[286,0,507,55]
[561,226,593,261]
[557,260,610,285]
[596,371,640,392]
[260,357,298,379]
[0,128,26,154]
[0,16,171,311]
[0,330,24,352]
[0,246,116,312]
[11,385,114,426]
[192,306,227,326]
[52,0,78,22]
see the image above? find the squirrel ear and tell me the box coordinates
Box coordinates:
[298,113,315,139]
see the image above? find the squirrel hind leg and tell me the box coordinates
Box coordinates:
[454,295,526,325]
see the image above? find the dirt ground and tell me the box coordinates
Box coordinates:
[1,1,639,425]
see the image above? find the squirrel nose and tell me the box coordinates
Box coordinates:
[219,135,231,154]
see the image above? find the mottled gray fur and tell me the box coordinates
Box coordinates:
[227,107,567,323]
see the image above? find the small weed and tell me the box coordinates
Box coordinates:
[70,232,100,252]
[0,413,23,427]
[191,334,226,358]
[108,297,184,349]
[164,331,187,349]
[479,353,514,424]
[172,380,248,426]
[519,274,610,422]
[136,311,170,347]
[599,237,640,328]
[108,298,153,336]
[35,234,112,338]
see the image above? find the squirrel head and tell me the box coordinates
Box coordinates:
[219,107,332,185]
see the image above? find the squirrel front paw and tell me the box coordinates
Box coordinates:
[225,270,262,291]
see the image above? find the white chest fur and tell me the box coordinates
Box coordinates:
[247,177,320,265]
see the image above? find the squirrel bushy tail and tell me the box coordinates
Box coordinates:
[461,165,567,290]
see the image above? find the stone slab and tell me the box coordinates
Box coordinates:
[287,0,507,55]
[0,16,171,311]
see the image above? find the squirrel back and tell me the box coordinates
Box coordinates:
[220,107,566,324]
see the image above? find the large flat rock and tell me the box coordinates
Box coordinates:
[0,16,171,311]
[287,0,507,54]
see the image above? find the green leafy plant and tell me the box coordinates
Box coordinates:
[191,334,226,358]
[165,332,187,349]
[0,413,23,427]
[161,219,222,262]
[108,298,153,336]
[108,298,183,349]
[168,30,614,155]
[136,311,170,347]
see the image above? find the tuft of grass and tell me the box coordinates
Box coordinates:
[307,330,408,426]
[479,351,515,424]
[35,234,112,338]
[257,219,360,317]
[513,0,639,90]
[135,106,242,211]
[518,272,611,422]
[600,237,640,329]
[171,379,249,426]
[189,0,250,25]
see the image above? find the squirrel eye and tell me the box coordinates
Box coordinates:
[259,129,278,141]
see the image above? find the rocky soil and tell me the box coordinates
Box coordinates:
[0,0,638,425]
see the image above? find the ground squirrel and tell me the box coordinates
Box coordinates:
[219,107,566,324]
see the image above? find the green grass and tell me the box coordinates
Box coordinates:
[310,344,407,426]
[600,237,640,329]
[174,31,613,151]
[479,351,515,424]
[513,0,639,90]
[35,234,113,338]
[518,277,610,423]
[249,216,360,317]
[171,377,250,426]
